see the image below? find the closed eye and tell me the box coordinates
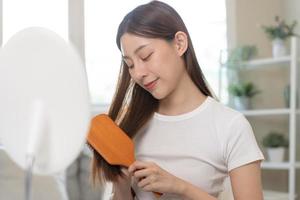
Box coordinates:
[142,52,153,61]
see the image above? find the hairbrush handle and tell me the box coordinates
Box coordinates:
[154,191,162,198]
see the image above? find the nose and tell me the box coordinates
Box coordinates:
[131,62,148,81]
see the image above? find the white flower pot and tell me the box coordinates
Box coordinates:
[272,38,287,58]
[267,147,285,162]
[233,96,251,110]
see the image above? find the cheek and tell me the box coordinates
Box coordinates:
[152,68,183,99]
[153,51,177,77]
[158,55,184,84]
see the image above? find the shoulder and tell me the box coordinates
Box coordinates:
[207,96,244,124]
[207,97,252,143]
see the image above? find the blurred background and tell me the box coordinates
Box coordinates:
[0,0,299,199]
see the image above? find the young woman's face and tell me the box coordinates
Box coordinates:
[120,33,186,100]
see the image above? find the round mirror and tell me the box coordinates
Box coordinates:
[0,27,91,175]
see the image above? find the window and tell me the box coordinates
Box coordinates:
[2,0,68,44]
[85,0,227,105]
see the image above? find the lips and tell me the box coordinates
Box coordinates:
[144,78,158,90]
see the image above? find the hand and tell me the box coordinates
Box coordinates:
[128,160,185,195]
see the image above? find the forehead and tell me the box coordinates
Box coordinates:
[120,33,166,56]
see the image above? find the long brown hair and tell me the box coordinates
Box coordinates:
[90,0,213,184]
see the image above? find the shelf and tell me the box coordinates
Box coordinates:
[220,37,299,200]
[262,161,300,170]
[221,56,291,69]
[263,190,296,200]
[241,108,291,116]
[242,56,291,69]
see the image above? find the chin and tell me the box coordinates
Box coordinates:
[150,90,169,100]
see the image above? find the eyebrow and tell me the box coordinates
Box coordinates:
[122,44,149,59]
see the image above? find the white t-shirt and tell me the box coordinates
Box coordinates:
[132,96,264,200]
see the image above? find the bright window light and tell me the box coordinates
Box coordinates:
[3,0,68,44]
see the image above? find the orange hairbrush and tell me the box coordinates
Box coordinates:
[87,114,162,198]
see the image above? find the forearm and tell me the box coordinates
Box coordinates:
[177,179,217,200]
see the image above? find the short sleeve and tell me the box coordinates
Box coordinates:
[223,114,264,172]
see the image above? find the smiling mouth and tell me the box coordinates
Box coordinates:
[144,78,159,90]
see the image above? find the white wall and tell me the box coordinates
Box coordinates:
[283,0,300,35]
[226,0,283,57]
[68,0,85,63]
[0,0,2,46]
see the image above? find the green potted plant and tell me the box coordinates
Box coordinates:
[228,82,260,110]
[262,131,289,162]
[262,16,297,57]
[221,46,257,84]
[226,45,257,69]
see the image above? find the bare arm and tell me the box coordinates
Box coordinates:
[129,161,218,200]
[229,160,263,200]
[129,160,263,200]
[174,161,263,200]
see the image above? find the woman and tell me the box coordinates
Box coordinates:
[90,1,264,199]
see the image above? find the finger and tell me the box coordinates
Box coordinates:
[137,177,149,188]
[138,175,157,191]
[137,175,152,188]
[133,168,152,179]
[128,160,151,173]
[143,182,158,192]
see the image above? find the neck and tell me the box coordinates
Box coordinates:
[158,72,207,115]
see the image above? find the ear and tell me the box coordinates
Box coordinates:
[173,31,188,56]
